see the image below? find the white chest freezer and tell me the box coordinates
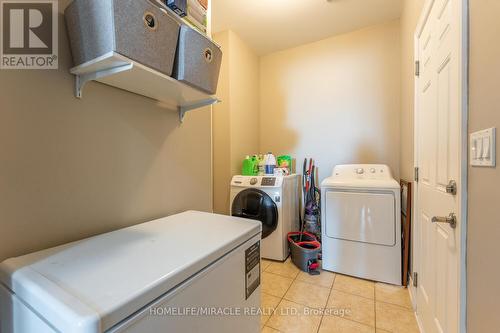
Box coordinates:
[0,211,262,333]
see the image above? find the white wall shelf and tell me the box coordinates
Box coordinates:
[70,52,219,122]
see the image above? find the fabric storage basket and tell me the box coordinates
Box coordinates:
[173,25,222,95]
[65,0,180,77]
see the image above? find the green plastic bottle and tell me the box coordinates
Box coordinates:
[242,156,255,176]
[252,155,260,175]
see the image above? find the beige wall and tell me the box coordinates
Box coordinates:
[212,31,232,215]
[259,21,401,182]
[467,1,500,331]
[213,30,260,214]
[228,32,261,177]
[0,0,213,262]
[400,0,424,181]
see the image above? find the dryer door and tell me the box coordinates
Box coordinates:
[324,190,396,246]
[231,189,278,239]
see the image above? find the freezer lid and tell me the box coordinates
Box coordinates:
[0,211,261,333]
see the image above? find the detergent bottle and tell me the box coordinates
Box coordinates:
[242,156,255,176]
[277,155,292,175]
[258,155,265,176]
[264,152,276,175]
[252,155,260,175]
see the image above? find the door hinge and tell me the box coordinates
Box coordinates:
[413,272,418,287]
[415,60,420,77]
[414,167,419,182]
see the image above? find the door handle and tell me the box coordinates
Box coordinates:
[432,213,457,228]
[446,180,457,195]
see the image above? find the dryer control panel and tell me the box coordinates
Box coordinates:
[331,164,393,181]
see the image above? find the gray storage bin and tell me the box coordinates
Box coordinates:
[173,25,222,95]
[65,0,180,76]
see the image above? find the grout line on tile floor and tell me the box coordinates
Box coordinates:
[264,325,283,333]
[375,299,414,311]
[262,271,294,282]
[262,263,288,330]
[315,276,334,333]
[318,270,337,333]
[330,286,377,301]
[280,264,297,297]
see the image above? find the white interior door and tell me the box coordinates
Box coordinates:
[414,0,466,332]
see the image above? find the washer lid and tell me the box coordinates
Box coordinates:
[321,164,400,189]
[0,211,261,333]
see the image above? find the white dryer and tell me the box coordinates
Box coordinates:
[321,164,401,285]
[230,175,300,261]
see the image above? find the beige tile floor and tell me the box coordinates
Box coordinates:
[260,258,420,333]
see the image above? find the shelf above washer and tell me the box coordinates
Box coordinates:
[70,52,219,122]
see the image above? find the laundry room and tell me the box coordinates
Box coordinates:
[0,0,499,333]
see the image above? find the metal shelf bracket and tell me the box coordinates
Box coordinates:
[75,63,134,99]
[179,98,220,122]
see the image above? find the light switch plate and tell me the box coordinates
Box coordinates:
[470,128,496,167]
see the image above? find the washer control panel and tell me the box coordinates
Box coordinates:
[261,177,276,186]
[231,175,284,187]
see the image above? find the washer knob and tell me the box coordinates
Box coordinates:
[356,168,364,174]
[250,178,258,185]
[370,168,376,173]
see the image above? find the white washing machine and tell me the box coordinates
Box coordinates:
[321,164,401,285]
[230,175,300,261]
